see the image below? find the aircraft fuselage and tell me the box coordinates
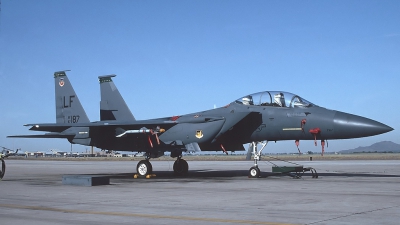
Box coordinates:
[86,101,392,153]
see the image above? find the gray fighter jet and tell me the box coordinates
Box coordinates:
[9,71,393,178]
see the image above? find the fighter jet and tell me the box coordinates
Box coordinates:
[9,71,393,178]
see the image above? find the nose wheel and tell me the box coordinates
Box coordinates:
[249,166,260,178]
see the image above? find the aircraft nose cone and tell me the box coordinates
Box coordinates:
[333,111,393,139]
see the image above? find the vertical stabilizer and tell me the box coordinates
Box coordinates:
[54,71,90,124]
[99,75,135,121]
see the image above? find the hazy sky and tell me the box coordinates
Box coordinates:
[1,0,399,154]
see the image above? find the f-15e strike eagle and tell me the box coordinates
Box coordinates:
[8,71,393,178]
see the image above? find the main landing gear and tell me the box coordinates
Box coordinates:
[173,157,188,176]
[248,141,268,178]
[0,151,10,180]
[0,158,5,180]
[136,160,153,178]
[135,156,189,178]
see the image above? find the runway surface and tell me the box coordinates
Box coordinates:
[1,159,400,225]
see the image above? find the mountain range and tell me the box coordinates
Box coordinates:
[338,141,400,153]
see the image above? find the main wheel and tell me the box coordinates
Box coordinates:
[137,160,152,177]
[0,159,5,180]
[248,166,260,178]
[173,159,189,176]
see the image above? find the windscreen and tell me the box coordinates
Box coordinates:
[235,91,314,108]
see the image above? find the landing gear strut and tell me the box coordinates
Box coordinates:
[248,141,268,178]
[173,157,188,176]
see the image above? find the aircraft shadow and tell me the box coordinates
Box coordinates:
[84,170,400,181]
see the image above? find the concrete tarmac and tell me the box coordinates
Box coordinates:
[1,159,399,225]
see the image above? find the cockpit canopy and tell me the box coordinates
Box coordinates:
[234,91,314,108]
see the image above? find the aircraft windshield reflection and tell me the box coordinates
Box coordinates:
[235,91,314,108]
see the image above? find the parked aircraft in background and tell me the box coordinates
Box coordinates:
[1,147,26,157]
[9,71,393,178]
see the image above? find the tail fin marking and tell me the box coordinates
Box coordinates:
[54,71,90,124]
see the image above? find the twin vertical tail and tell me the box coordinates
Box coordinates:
[99,75,135,122]
[54,72,134,124]
[54,71,90,124]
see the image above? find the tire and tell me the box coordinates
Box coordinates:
[173,159,189,176]
[248,166,260,178]
[137,160,152,177]
[0,159,5,180]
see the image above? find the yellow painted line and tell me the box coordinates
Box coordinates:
[282,128,302,131]
[0,203,297,225]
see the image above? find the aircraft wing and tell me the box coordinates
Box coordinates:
[15,112,262,152]
[24,115,226,133]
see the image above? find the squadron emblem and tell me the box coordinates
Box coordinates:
[195,130,203,139]
[59,78,65,87]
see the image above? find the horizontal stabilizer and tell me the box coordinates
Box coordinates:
[8,133,75,139]
[26,123,72,132]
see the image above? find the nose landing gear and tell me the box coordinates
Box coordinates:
[248,141,268,178]
[247,141,318,179]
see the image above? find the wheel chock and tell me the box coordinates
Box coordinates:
[133,173,157,179]
[145,174,157,179]
[134,174,156,179]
